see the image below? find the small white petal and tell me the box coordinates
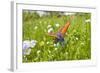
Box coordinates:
[48,28,53,33]
[23,40,31,50]
[30,40,37,48]
[34,26,38,30]
[46,41,49,44]
[65,52,68,55]
[48,50,51,53]
[47,25,52,28]
[76,37,78,40]
[25,49,31,55]
[37,50,41,54]
[54,48,58,50]
[54,44,57,47]
[85,19,91,23]
[81,42,84,45]
[55,23,60,27]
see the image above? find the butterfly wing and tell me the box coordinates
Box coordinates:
[58,21,70,37]
[47,32,58,38]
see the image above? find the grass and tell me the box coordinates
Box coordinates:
[22,11,91,62]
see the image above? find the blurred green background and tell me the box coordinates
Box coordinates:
[22,10,91,62]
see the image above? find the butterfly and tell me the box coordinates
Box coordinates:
[48,20,70,45]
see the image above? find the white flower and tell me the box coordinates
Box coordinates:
[30,40,37,48]
[65,52,68,55]
[54,44,57,47]
[54,48,58,51]
[48,28,53,33]
[22,40,37,55]
[37,50,41,54]
[48,50,51,53]
[36,11,46,17]
[81,42,84,45]
[57,43,60,46]
[34,26,38,30]
[85,19,91,23]
[47,25,52,28]
[55,23,60,27]
[25,49,31,55]
[46,41,49,44]
[76,37,78,40]
[23,40,31,50]
[23,40,37,50]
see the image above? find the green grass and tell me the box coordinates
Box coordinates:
[22,11,91,62]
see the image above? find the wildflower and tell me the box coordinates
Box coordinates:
[81,42,84,45]
[54,44,57,47]
[39,41,45,46]
[55,23,60,27]
[76,37,78,40]
[54,48,58,51]
[37,50,41,54]
[30,40,37,48]
[23,40,30,50]
[34,26,38,30]
[22,40,37,55]
[25,49,31,55]
[47,25,52,28]
[48,50,51,53]
[85,19,91,23]
[46,41,49,44]
[57,43,60,46]
[65,52,68,55]
[48,28,53,33]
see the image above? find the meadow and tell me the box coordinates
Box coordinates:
[22,10,91,62]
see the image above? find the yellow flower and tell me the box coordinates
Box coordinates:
[39,41,45,46]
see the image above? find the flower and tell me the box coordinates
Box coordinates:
[22,48,31,55]
[23,40,31,50]
[47,25,52,28]
[85,19,91,23]
[30,40,37,48]
[22,40,37,55]
[76,37,78,40]
[81,42,84,45]
[54,48,58,51]
[48,50,51,53]
[34,26,38,30]
[39,41,45,46]
[54,44,57,47]
[55,23,60,27]
[65,52,68,55]
[46,41,50,44]
[23,40,37,50]
[57,43,60,46]
[37,50,41,54]
[48,28,53,33]
[25,49,31,55]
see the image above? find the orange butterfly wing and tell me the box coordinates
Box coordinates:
[59,21,70,36]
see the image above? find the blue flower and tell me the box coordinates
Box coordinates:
[22,40,37,55]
